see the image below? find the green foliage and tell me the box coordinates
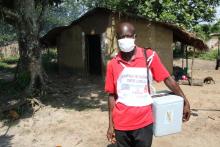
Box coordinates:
[0,21,17,45]
[0,56,25,95]
[0,56,30,93]
[1,0,218,39]
[82,0,120,10]
[198,49,218,60]
[83,0,220,29]
[42,49,58,72]
[211,19,220,33]
[2,56,19,64]
[154,0,219,28]
[173,46,219,60]
[194,24,211,40]
[41,0,85,36]
[0,56,18,72]
[194,19,220,40]
[0,61,8,70]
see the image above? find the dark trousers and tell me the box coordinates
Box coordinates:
[115,124,153,147]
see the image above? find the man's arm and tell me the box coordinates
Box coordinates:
[107,94,116,143]
[164,76,191,122]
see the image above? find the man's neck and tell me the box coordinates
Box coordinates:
[121,47,136,62]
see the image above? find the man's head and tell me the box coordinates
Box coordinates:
[116,22,136,39]
[116,22,136,53]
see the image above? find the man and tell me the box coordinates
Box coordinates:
[105,22,190,147]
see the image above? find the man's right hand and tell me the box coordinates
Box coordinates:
[107,94,116,144]
[107,125,116,144]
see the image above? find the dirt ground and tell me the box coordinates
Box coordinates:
[0,59,220,147]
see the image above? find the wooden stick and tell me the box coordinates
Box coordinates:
[190,47,195,86]
[208,116,215,120]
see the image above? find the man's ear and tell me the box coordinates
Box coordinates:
[134,34,137,39]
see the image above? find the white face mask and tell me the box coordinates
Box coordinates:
[118,38,135,52]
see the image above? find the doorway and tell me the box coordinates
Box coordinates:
[85,34,102,75]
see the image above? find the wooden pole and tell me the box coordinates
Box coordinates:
[215,36,220,70]
[218,36,219,57]
[185,45,188,75]
[181,43,184,69]
[190,47,195,86]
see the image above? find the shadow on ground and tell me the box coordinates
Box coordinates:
[107,143,117,147]
[41,74,109,111]
[0,135,14,147]
[0,73,109,128]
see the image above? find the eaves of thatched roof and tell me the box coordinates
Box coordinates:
[156,22,208,50]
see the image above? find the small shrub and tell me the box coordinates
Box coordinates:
[0,56,18,72]
[198,50,218,61]
[0,62,8,70]
[2,56,19,64]
[174,48,219,61]
[42,49,58,73]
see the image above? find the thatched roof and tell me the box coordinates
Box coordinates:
[41,7,208,51]
[155,22,209,50]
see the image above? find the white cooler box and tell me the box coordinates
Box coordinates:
[152,91,184,137]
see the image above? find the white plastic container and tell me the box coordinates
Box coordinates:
[152,91,184,137]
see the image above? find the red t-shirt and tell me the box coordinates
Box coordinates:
[105,46,170,131]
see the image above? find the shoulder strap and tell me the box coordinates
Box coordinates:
[142,48,151,94]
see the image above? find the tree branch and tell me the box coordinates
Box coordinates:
[37,0,49,35]
[0,6,20,24]
[37,1,48,23]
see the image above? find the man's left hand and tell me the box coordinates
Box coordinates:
[183,101,190,122]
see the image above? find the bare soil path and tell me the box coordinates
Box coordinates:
[0,59,220,147]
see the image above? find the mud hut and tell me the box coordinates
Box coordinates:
[41,7,208,76]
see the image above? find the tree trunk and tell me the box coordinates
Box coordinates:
[14,0,47,96]
[16,33,46,95]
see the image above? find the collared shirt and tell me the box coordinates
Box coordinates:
[105,46,170,130]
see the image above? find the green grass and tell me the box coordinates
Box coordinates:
[0,48,58,73]
[0,49,58,95]
[174,48,219,61]
[3,56,19,64]
[197,49,218,61]
[0,61,9,69]
[0,56,18,72]
[0,56,18,96]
